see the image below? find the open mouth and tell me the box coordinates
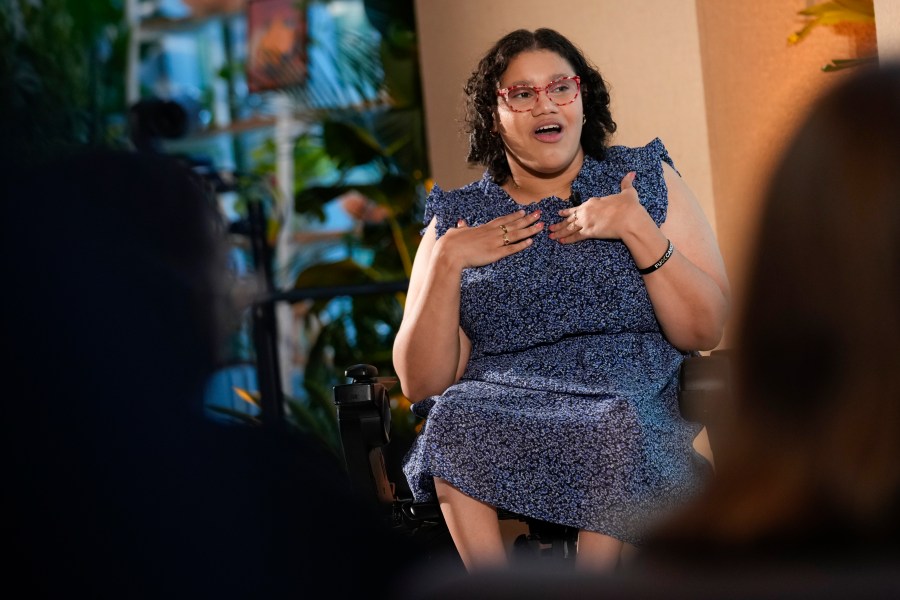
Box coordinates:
[534,124,562,135]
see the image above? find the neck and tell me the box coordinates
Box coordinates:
[508,177,572,201]
[506,160,583,204]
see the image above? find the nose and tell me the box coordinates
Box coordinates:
[531,90,558,114]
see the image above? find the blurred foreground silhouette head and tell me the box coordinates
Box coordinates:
[1,149,415,598]
[3,149,229,413]
[646,62,900,568]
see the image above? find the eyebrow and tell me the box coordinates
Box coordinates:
[502,73,572,87]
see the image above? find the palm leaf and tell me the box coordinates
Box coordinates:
[322,120,385,168]
[281,4,384,111]
[822,56,878,72]
[789,0,875,45]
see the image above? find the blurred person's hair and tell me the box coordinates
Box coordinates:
[648,62,900,561]
[3,148,232,416]
[1,148,417,597]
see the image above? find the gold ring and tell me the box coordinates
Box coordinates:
[502,232,510,246]
[499,224,508,234]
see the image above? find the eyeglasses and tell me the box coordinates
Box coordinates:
[496,76,581,113]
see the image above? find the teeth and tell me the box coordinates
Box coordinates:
[535,125,561,134]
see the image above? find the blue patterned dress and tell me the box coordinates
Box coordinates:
[401,138,709,544]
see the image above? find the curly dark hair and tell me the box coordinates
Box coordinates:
[464,28,617,184]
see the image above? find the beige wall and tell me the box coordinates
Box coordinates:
[414,0,885,346]
[695,0,876,343]
[414,0,713,217]
[875,0,900,60]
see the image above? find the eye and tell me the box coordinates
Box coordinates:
[548,81,571,94]
[507,87,534,100]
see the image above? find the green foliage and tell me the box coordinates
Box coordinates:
[364,0,420,109]
[0,0,129,167]
[322,120,386,168]
[281,2,426,456]
[223,0,428,456]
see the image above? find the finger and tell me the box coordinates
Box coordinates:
[548,214,578,234]
[486,211,525,236]
[549,222,576,240]
[548,220,568,234]
[494,209,527,227]
[620,171,637,192]
[554,228,580,244]
[508,209,542,230]
[507,218,544,244]
[499,237,533,255]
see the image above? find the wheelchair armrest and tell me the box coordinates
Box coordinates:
[400,500,443,522]
[679,351,731,425]
[333,364,396,504]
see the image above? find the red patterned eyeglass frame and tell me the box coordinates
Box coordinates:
[496,75,581,112]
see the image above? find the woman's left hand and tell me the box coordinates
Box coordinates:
[549,163,731,351]
[549,171,640,244]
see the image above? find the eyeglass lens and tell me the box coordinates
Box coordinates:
[504,78,578,111]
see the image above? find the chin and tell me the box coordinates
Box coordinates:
[533,155,577,174]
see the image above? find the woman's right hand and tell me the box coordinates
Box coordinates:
[436,209,543,270]
[395,209,541,400]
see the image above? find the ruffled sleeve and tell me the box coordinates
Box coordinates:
[421,183,441,234]
[642,137,678,175]
[604,137,677,226]
[420,183,449,238]
[420,183,465,239]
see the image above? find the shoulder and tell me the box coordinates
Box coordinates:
[432,175,490,198]
[424,177,487,215]
[589,138,678,225]
[603,137,679,175]
[422,175,492,238]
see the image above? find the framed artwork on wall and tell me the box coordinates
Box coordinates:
[246,0,307,92]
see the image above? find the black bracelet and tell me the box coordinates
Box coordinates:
[637,239,674,275]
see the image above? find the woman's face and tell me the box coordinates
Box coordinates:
[495,49,584,177]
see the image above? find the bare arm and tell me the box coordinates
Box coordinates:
[393,219,470,402]
[550,163,730,350]
[394,210,543,401]
[644,163,730,350]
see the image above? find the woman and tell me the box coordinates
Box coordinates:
[393,28,730,572]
